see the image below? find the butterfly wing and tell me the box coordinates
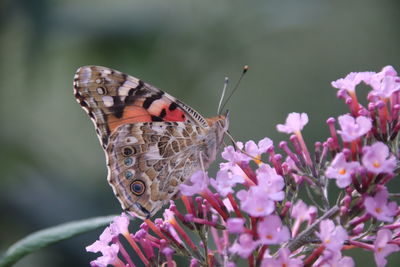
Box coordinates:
[73,65,209,148]
[74,66,225,219]
[106,122,208,219]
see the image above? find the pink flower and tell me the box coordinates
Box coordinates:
[161,246,175,266]
[210,169,244,197]
[337,114,372,142]
[163,208,176,222]
[190,259,199,267]
[222,198,234,212]
[364,189,398,222]
[277,112,309,134]
[362,142,396,174]
[229,233,259,258]
[109,213,130,237]
[236,188,275,217]
[226,218,245,234]
[291,200,317,223]
[244,137,273,158]
[331,71,372,93]
[261,248,303,267]
[256,164,285,201]
[316,220,347,252]
[325,152,361,188]
[364,65,399,97]
[86,227,114,253]
[236,164,285,217]
[374,229,400,267]
[257,215,290,245]
[221,143,248,163]
[89,244,120,267]
[220,144,250,174]
[291,200,317,236]
[370,76,400,99]
[285,157,303,183]
[180,171,209,196]
[319,251,355,267]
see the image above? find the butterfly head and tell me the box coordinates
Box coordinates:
[202,113,229,167]
[207,111,230,138]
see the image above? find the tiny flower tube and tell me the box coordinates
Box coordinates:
[181,195,194,215]
[326,118,340,150]
[126,234,149,266]
[200,189,229,220]
[166,213,199,253]
[115,238,137,267]
[279,141,301,168]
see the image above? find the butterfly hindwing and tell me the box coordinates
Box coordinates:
[106,122,205,218]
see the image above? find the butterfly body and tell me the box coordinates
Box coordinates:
[73,66,228,219]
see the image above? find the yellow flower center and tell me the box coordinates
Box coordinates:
[266,234,273,239]
[375,207,382,214]
[373,161,381,168]
[254,155,262,165]
[339,168,347,175]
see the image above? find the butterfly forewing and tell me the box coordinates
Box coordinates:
[73,66,208,148]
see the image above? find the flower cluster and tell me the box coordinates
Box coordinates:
[87,66,400,267]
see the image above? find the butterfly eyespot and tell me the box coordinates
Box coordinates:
[122,146,134,156]
[124,157,133,166]
[131,180,146,196]
[125,171,133,179]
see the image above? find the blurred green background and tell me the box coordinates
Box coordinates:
[1,0,400,266]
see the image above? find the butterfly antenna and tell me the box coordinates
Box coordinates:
[217,77,229,115]
[220,65,249,112]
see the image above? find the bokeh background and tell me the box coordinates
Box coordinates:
[1,0,400,266]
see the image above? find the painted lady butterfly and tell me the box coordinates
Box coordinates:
[73,66,229,219]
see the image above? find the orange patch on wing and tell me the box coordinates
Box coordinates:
[108,106,152,132]
[148,100,186,122]
[164,106,186,121]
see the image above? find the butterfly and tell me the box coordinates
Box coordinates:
[73,66,229,219]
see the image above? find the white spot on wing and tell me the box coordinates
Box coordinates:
[148,99,169,116]
[101,69,112,76]
[129,169,136,177]
[125,136,138,144]
[119,79,139,96]
[152,124,166,134]
[79,67,92,83]
[102,96,114,107]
